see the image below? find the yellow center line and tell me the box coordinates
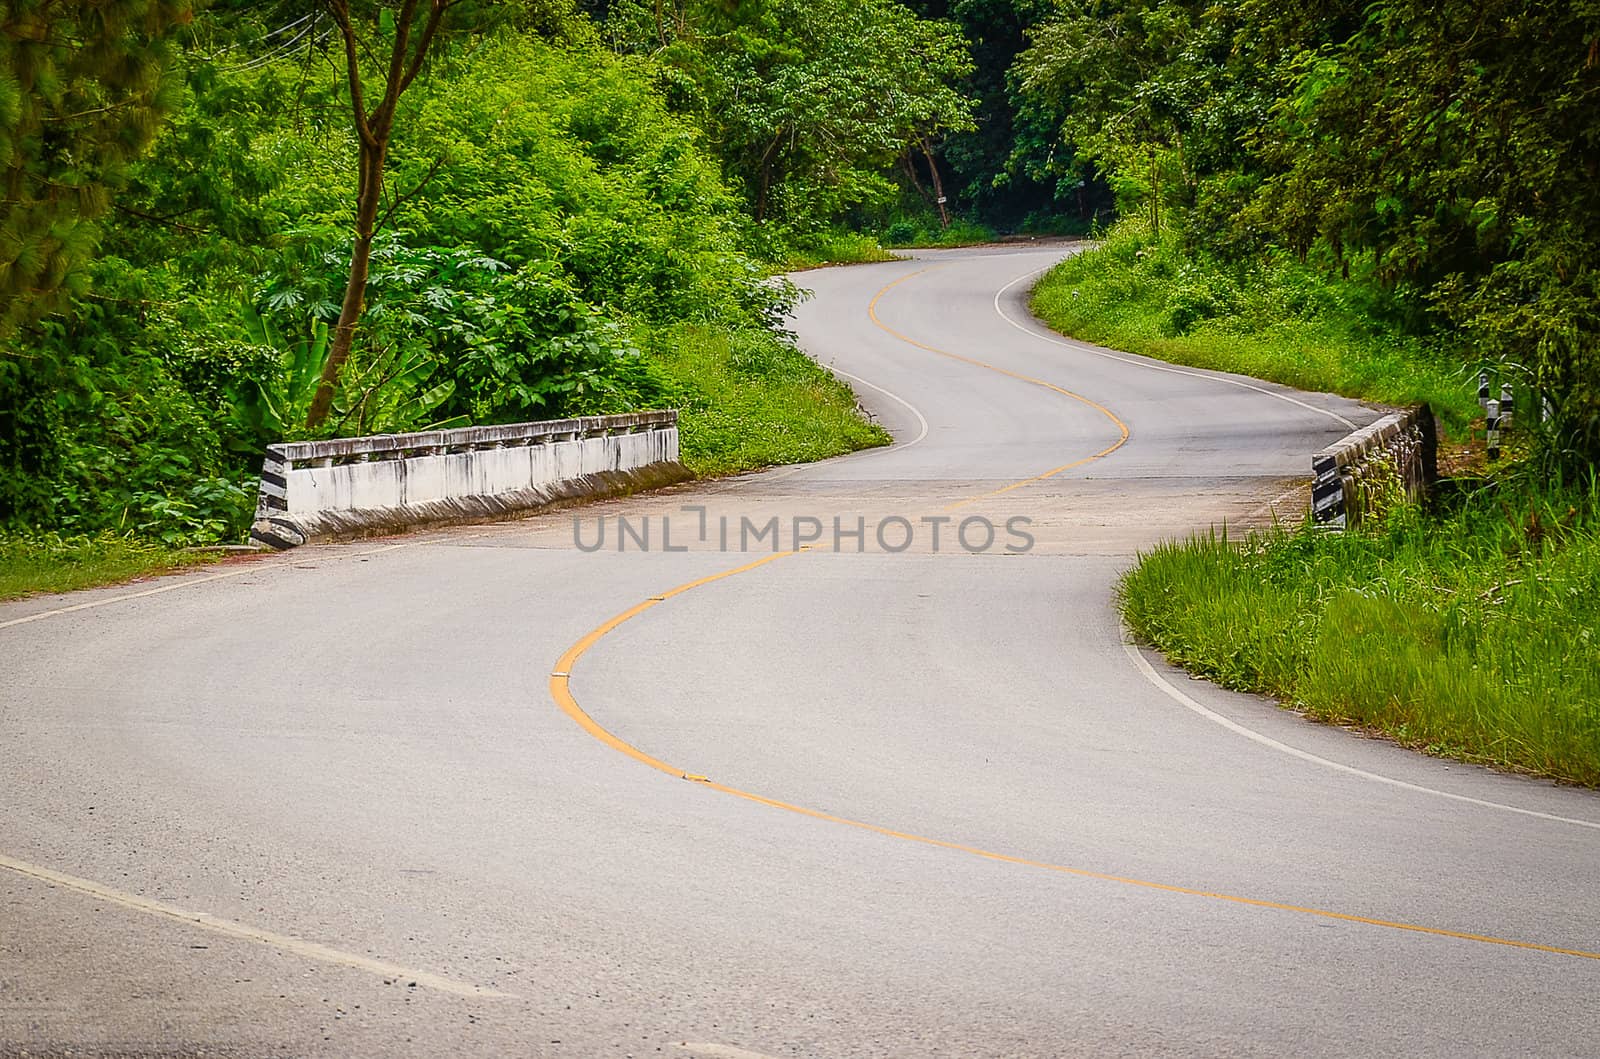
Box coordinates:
[549,559,1600,965]
[547,266,1600,964]
[865,266,1131,510]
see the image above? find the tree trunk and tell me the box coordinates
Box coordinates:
[919,137,949,229]
[307,0,447,430]
[1149,146,1161,236]
[306,138,386,429]
[903,149,930,203]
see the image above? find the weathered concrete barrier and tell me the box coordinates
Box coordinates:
[251,411,690,549]
[1311,404,1437,528]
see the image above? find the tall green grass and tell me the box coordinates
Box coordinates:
[0,532,209,601]
[780,230,900,270]
[1121,478,1600,785]
[1032,221,1479,429]
[650,323,890,476]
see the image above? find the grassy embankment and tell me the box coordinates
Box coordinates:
[1032,223,1475,425]
[0,326,886,602]
[1033,222,1600,785]
[652,322,890,476]
[0,533,213,602]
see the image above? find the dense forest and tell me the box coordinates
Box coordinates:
[3,0,1597,550]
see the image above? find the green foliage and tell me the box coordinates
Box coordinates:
[1032,221,1476,426]
[391,36,761,323]
[605,0,975,225]
[779,229,898,270]
[0,290,257,544]
[941,0,1070,223]
[0,21,891,550]
[0,0,192,334]
[1013,0,1600,469]
[1120,476,1600,785]
[256,233,656,430]
[877,213,994,248]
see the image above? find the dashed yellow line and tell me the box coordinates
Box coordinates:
[549,264,1600,965]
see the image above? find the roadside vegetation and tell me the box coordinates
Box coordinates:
[1015,1,1600,782]
[6,0,1126,595]
[1033,222,1477,429]
[1122,478,1600,785]
[0,533,211,602]
[650,324,889,476]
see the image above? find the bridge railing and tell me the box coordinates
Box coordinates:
[1311,404,1436,529]
[251,410,686,548]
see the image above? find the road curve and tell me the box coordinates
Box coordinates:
[3,244,1598,1058]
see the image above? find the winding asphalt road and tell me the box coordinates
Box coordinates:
[3,245,1598,1058]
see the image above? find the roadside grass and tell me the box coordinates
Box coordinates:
[649,322,890,476]
[781,230,900,270]
[0,532,211,602]
[777,218,1005,270]
[1120,476,1600,785]
[1032,220,1478,430]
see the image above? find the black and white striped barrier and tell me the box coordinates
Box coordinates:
[1310,404,1437,529]
[251,410,689,549]
[1311,453,1347,529]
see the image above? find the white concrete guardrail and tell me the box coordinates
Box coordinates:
[1311,404,1437,529]
[251,410,689,549]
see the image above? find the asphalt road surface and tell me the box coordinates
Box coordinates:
[4,245,1598,1058]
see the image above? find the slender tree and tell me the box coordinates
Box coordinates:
[305,0,464,428]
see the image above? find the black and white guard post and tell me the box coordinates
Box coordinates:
[1311,453,1345,529]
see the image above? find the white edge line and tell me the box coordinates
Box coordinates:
[758,354,934,483]
[993,254,1595,830]
[826,363,931,449]
[991,267,1360,430]
[1121,639,1600,832]
[0,852,518,998]
[0,540,419,632]
[677,1045,786,1059]
[0,567,263,631]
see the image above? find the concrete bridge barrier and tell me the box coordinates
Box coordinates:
[250,410,689,549]
[1311,405,1437,529]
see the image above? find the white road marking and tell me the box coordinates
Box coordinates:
[0,852,517,998]
[826,362,931,449]
[0,566,267,631]
[758,360,933,484]
[1123,640,1600,832]
[677,1044,786,1059]
[0,540,422,632]
[991,267,1360,430]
